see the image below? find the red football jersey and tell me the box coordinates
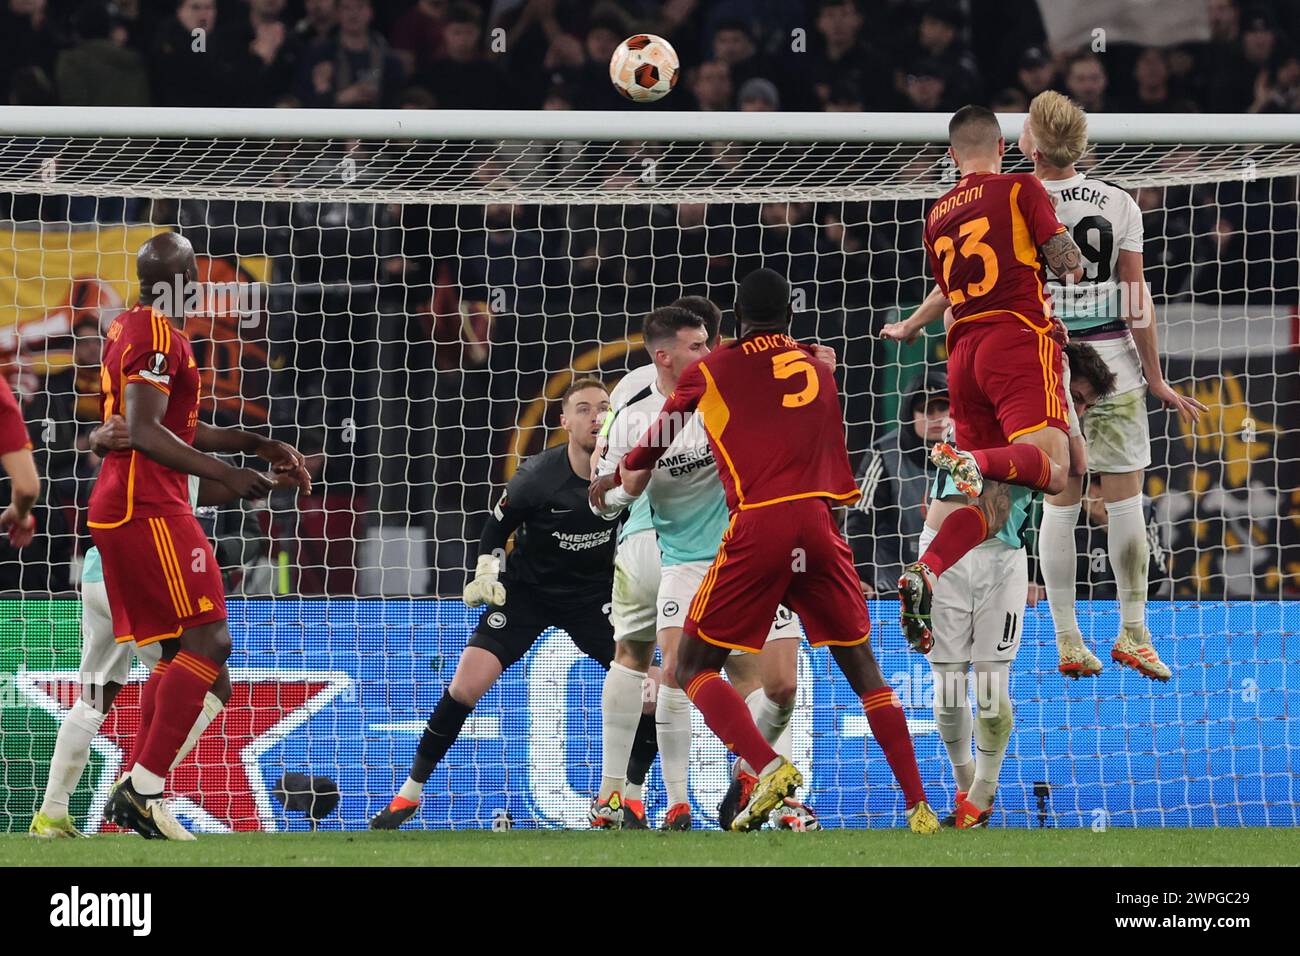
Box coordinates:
[88,304,202,527]
[624,333,859,512]
[0,376,31,456]
[923,171,1066,333]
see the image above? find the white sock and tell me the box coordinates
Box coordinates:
[169,692,224,772]
[1105,494,1148,631]
[40,698,107,818]
[625,782,642,801]
[598,662,645,800]
[931,662,974,792]
[398,776,422,803]
[970,661,1013,810]
[737,688,794,776]
[1040,500,1082,638]
[130,763,165,797]
[656,686,692,807]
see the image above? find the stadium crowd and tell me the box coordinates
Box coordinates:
[0,0,1296,599]
[3,0,1300,115]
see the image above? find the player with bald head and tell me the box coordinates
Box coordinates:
[891,105,1087,657]
[89,231,307,839]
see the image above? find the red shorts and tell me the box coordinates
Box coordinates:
[946,315,1069,452]
[90,513,227,647]
[684,497,871,653]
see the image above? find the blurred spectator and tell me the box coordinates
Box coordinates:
[990,86,1027,112]
[150,0,241,107]
[691,60,732,111]
[901,58,951,111]
[1210,5,1289,111]
[1016,46,1056,100]
[400,85,436,110]
[418,1,511,109]
[1118,48,1198,113]
[1064,50,1109,112]
[738,76,779,111]
[390,0,447,76]
[216,0,300,107]
[56,1,150,107]
[808,0,896,111]
[1251,51,1300,112]
[295,0,338,48]
[0,0,59,105]
[297,0,405,109]
[910,0,982,105]
[711,18,772,92]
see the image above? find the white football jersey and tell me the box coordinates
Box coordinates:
[1042,172,1143,333]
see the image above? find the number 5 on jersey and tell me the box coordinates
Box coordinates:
[772,350,819,407]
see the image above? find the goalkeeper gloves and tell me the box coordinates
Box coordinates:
[463,553,507,607]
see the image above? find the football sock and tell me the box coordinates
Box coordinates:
[656,685,692,806]
[1105,494,1149,631]
[133,651,220,788]
[972,444,1054,492]
[626,710,658,793]
[862,687,927,807]
[918,505,987,578]
[737,688,795,775]
[169,692,224,772]
[598,662,645,800]
[409,689,474,787]
[931,662,975,793]
[40,698,107,817]
[125,659,169,773]
[970,661,1013,810]
[684,670,777,781]
[1040,500,1083,638]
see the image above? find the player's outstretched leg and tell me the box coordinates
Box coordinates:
[952,661,1014,829]
[594,656,649,829]
[930,661,975,827]
[1040,491,1104,678]
[828,642,938,834]
[371,647,500,830]
[677,634,798,832]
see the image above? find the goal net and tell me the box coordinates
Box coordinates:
[0,108,1296,832]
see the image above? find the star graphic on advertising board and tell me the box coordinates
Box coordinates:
[16,669,351,833]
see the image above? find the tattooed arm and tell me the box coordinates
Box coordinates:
[1041,231,1084,284]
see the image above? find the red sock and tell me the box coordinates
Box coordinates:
[919,505,987,578]
[862,687,926,808]
[135,651,219,777]
[125,659,169,773]
[685,670,778,775]
[971,444,1053,491]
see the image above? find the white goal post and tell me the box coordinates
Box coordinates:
[0,107,1295,833]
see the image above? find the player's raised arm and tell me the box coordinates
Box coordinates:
[881,284,949,344]
[619,358,706,490]
[1118,251,1207,424]
[588,403,639,514]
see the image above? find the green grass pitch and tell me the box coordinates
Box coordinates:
[3,828,1297,867]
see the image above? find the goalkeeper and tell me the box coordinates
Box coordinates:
[371,379,658,829]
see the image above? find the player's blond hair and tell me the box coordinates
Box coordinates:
[1028,90,1089,169]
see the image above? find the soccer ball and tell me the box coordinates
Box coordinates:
[609,34,680,103]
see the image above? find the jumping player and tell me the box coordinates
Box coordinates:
[91,232,307,839]
[898,104,1085,654]
[370,379,658,829]
[1021,91,1204,680]
[616,268,939,834]
[927,342,1116,829]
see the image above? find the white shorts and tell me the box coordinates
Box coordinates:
[657,560,800,642]
[1079,335,1150,474]
[611,529,660,643]
[79,580,160,686]
[918,528,1027,665]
